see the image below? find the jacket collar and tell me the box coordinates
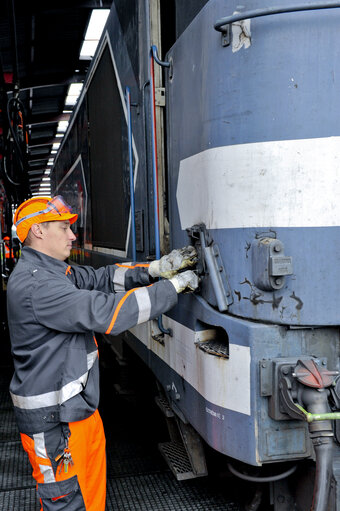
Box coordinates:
[20,246,69,272]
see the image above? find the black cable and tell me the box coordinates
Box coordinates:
[4,96,28,187]
[6,96,26,165]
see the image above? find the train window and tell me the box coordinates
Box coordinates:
[195,320,229,359]
[87,45,129,251]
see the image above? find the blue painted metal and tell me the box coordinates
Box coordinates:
[151,45,170,68]
[125,86,136,261]
[149,46,172,336]
[126,292,339,465]
[214,1,340,31]
[165,0,340,326]
[149,48,161,260]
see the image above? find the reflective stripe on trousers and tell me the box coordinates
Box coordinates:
[20,409,106,511]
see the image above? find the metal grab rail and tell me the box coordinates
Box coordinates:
[214,1,340,32]
[125,86,137,261]
[151,45,170,68]
[149,46,172,336]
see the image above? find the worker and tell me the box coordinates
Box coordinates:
[3,235,15,272]
[6,195,198,511]
[3,235,12,259]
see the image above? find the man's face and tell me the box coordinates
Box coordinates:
[40,220,76,261]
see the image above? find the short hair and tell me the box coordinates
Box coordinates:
[23,221,51,246]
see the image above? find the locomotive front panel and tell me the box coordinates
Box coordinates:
[166,0,340,327]
[162,0,340,472]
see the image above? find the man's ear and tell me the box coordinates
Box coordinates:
[30,223,44,239]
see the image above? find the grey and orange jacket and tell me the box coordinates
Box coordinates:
[7,247,177,434]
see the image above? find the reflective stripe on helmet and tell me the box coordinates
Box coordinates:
[15,195,73,227]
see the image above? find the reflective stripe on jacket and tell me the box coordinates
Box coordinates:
[7,246,178,434]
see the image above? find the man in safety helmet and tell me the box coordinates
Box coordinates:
[6,195,198,511]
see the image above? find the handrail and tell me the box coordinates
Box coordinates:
[214,1,340,32]
[125,86,137,261]
[151,45,170,68]
[149,46,172,337]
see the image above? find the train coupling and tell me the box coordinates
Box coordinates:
[262,357,340,511]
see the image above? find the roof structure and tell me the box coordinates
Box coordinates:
[0,0,112,199]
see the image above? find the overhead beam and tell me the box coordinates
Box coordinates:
[27,112,71,127]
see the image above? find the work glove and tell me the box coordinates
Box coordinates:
[169,270,199,294]
[148,246,197,279]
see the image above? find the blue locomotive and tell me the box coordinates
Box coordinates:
[51,1,340,509]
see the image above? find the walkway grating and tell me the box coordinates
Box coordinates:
[0,339,243,511]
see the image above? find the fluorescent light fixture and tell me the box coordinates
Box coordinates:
[80,41,98,58]
[48,159,54,165]
[80,9,110,59]
[57,120,69,132]
[51,150,57,154]
[44,170,51,175]
[85,10,110,39]
[65,83,83,106]
[42,178,50,182]
[68,83,83,96]
[52,143,60,150]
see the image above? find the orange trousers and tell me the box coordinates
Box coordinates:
[20,409,106,510]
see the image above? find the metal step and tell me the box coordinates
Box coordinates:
[196,339,229,358]
[155,395,174,418]
[158,441,205,481]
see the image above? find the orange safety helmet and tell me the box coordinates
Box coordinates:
[14,196,78,242]
[3,236,10,241]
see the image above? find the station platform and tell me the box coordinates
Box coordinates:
[0,322,244,511]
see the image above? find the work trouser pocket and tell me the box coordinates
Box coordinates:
[37,475,86,511]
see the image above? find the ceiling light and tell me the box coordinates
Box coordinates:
[80,9,110,60]
[57,120,69,132]
[65,83,83,106]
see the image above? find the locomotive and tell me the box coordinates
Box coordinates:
[50,1,340,509]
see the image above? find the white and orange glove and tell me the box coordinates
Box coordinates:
[148,246,197,280]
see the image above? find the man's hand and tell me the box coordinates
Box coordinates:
[169,270,199,294]
[149,246,197,279]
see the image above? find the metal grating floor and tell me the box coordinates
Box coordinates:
[0,345,243,510]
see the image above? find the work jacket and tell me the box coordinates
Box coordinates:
[7,246,177,435]
[5,243,14,259]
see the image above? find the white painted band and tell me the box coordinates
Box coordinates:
[176,136,340,230]
[130,318,251,416]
